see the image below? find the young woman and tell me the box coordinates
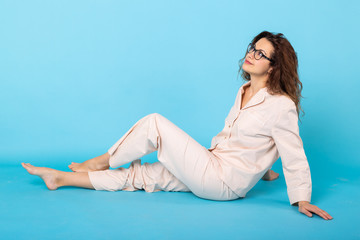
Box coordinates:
[22,31,333,220]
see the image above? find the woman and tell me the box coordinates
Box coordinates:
[22,31,333,220]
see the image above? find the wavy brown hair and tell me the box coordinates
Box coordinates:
[237,31,305,120]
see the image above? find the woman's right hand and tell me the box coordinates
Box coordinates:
[298,201,333,220]
[261,169,279,181]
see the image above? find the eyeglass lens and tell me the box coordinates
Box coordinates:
[247,44,264,60]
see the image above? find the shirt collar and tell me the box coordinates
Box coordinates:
[238,81,267,110]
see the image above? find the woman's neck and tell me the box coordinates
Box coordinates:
[248,77,267,95]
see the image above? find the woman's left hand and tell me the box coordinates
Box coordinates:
[298,201,333,220]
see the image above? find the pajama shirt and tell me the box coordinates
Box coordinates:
[88,81,312,205]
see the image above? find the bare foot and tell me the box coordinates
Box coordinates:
[261,169,279,181]
[68,153,110,172]
[21,163,62,190]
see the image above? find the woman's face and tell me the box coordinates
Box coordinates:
[242,37,274,78]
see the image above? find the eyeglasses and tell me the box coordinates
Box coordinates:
[246,43,274,63]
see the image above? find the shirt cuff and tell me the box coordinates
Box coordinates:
[288,188,312,206]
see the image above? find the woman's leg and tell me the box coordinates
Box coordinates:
[88,159,191,193]
[21,163,94,190]
[22,113,238,200]
[22,160,191,193]
[88,112,237,200]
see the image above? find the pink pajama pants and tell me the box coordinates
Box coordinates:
[88,113,239,201]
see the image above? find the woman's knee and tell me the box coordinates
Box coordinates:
[146,112,164,121]
[142,113,169,131]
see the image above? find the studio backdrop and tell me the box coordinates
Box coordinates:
[1,1,359,181]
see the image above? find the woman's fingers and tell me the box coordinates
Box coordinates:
[312,207,328,220]
[310,205,333,220]
[299,207,313,217]
[316,207,333,220]
[324,211,333,220]
[300,204,333,220]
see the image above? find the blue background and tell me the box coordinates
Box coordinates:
[1,0,359,239]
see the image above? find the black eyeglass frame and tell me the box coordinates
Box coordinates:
[246,43,275,63]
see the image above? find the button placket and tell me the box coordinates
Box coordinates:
[226,119,234,139]
[227,110,241,139]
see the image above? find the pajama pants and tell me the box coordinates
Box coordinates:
[88,113,240,201]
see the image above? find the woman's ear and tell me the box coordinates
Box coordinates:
[268,67,273,74]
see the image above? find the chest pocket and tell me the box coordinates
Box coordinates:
[235,110,266,136]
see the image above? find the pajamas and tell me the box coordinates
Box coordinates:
[89,80,312,205]
[88,113,239,201]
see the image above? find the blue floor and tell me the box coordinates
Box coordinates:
[1,154,359,240]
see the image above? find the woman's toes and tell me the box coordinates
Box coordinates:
[69,163,76,171]
[21,162,28,170]
[69,163,82,172]
[68,163,76,168]
[22,163,35,174]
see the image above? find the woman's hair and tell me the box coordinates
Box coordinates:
[237,31,305,119]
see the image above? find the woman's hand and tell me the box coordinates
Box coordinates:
[261,169,279,181]
[297,201,333,220]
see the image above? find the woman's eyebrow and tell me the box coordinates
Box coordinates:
[254,44,267,54]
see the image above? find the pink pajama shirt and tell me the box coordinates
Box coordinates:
[88,80,312,204]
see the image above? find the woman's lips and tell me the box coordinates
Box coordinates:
[245,59,252,65]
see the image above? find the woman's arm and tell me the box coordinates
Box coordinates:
[271,99,333,220]
[271,100,312,205]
